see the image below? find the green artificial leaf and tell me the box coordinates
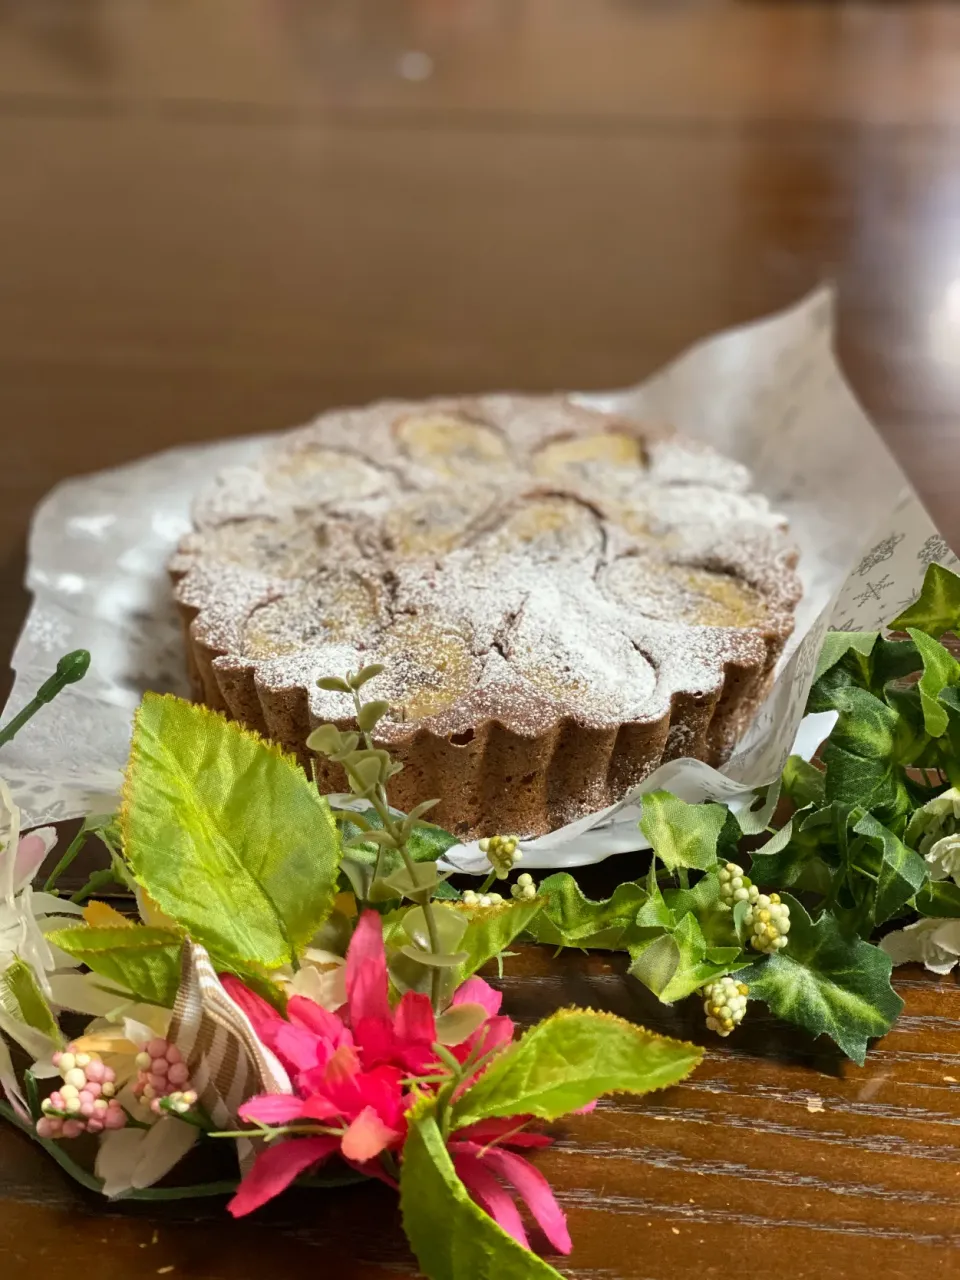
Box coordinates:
[631,911,749,1004]
[628,933,680,997]
[781,756,825,809]
[737,896,903,1064]
[0,959,61,1043]
[852,812,929,927]
[451,1007,702,1130]
[48,925,182,1007]
[526,873,646,950]
[746,817,805,888]
[736,781,782,837]
[336,804,458,899]
[813,631,880,685]
[907,628,960,737]
[916,880,960,918]
[634,860,676,930]
[808,634,921,710]
[890,563,960,639]
[383,862,451,899]
[821,686,912,817]
[454,899,544,979]
[639,791,726,872]
[122,694,341,970]
[664,874,722,919]
[402,904,470,954]
[400,1102,565,1280]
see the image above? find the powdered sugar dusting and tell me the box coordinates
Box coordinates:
[173,393,800,741]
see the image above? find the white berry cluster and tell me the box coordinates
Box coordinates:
[510,872,537,902]
[744,892,791,953]
[717,862,760,910]
[462,888,505,908]
[701,976,749,1036]
[479,835,521,879]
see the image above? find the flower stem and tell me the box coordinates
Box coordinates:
[478,869,498,895]
[42,826,89,893]
[0,650,91,749]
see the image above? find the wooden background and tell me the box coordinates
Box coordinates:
[3,2,960,1277]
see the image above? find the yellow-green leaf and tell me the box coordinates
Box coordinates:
[451,1008,702,1130]
[121,694,341,970]
[49,925,182,1007]
[1,959,61,1043]
[400,1101,564,1280]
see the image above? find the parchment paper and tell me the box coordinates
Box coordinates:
[2,290,955,872]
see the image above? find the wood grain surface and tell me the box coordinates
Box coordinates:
[3,3,960,1277]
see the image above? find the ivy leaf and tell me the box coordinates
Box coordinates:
[526,873,646,950]
[634,860,675,930]
[813,631,879,686]
[737,896,903,1064]
[736,781,782,837]
[747,819,814,890]
[809,634,920,710]
[451,1008,703,1130]
[454,899,544,978]
[852,812,929,927]
[916,880,960,918]
[781,756,825,809]
[821,686,912,818]
[48,925,182,1007]
[400,1102,565,1280]
[628,933,680,997]
[639,791,726,872]
[122,694,341,971]
[907,628,960,737]
[631,911,749,1004]
[890,563,960,639]
[0,959,61,1042]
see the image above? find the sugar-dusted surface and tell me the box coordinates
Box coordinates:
[172,395,800,834]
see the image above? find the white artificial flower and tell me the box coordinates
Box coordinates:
[925,833,960,884]
[277,947,346,1011]
[880,917,960,974]
[95,1111,199,1198]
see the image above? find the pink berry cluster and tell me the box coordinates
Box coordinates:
[36,1045,126,1140]
[132,1037,196,1115]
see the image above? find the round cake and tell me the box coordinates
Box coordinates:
[171,394,801,837]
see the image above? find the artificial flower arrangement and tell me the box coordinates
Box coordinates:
[4,561,960,1277]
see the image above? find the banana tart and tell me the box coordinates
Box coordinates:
[171,395,801,837]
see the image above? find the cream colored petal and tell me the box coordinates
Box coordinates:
[131,1115,199,1190]
[95,1127,148,1198]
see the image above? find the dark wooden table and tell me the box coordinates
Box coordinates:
[4,3,960,1277]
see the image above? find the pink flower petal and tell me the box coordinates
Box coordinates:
[220,976,284,1037]
[345,911,392,1025]
[238,1094,306,1126]
[452,976,502,1018]
[323,1042,361,1084]
[287,996,351,1046]
[393,991,436,1046]
[451,1148,530,1250]
[454,1117,552,1149]
[470,1143,572,1255]
[13,829,55,891]
[227,1136,339,1217]
[340,1104,400,1162]
[271,1024,325,1073]
[301,1094,342,1122]
[343,1156,398,1189]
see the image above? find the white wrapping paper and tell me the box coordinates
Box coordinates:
[1,290,955,871]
